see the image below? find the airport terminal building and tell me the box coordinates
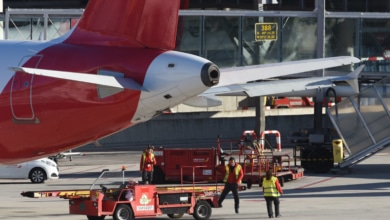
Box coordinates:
[0,0,390,151]
[1,0,389,73]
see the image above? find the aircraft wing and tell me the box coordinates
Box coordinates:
[217,56,359,87]
[184,56,361,107]
[9,67,147,91]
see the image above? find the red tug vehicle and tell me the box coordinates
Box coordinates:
[21,169,245,220]
[152,130,304,188]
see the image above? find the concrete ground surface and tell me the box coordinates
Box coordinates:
[1,148,390,220]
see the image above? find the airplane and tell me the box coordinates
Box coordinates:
[0,0,361,164]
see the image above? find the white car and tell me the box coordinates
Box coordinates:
[0,158,59,183]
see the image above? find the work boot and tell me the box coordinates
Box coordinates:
[235,208,239,214]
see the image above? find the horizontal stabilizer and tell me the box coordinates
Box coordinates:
[9,67,147,92]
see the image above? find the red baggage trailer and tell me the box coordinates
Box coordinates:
[152,130,304,188]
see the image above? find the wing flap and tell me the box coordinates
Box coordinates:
[183,96,222,107]
[203,76,355,100]
[242,78,336,97]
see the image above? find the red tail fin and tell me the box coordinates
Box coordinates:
[64,0,180,50]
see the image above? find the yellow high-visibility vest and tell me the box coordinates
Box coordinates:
[223,164,242,184]
[263,176,280,197]
[141,153,155,171]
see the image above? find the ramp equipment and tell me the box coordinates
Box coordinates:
[328,75,390,171]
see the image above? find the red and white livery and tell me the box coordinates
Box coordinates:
[0,0,361,163]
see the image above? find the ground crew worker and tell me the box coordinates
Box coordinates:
[139,145,156,184]
[218,157,243,214]
[262,169,283,218]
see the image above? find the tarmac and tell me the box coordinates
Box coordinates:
[1,147,390,220]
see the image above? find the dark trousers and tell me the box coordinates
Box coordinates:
[218,183,239,209]
[264,196,280,217]
[142,171,153,184]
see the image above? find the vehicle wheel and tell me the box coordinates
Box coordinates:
[152,167,165,184]
[113,204,133,220]
[29,168,46,183]
[193,200,212,220]
[167,213,184,218]
[87,215,106,220]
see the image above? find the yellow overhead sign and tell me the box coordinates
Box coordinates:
[255,23,278,41]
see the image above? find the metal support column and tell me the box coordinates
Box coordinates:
[316,0,325,76]
[255,97,266,138]
[0,0,3,40]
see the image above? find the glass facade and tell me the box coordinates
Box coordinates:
[1,9,390,73]
[7,17,44,40]
[4,16,75,40]
[3,0,390,12]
